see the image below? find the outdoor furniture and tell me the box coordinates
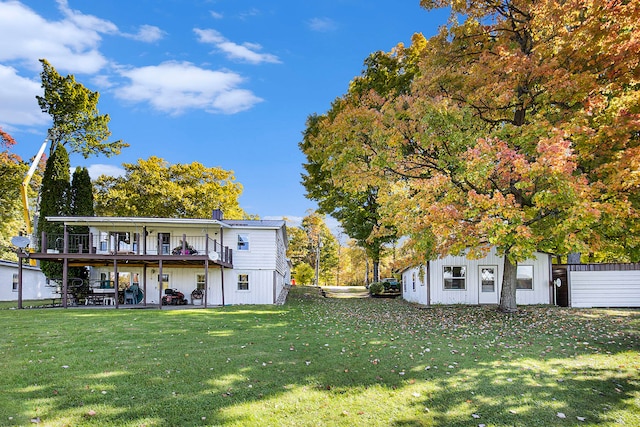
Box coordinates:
[124,290,135,304]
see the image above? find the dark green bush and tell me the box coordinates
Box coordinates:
[368,282,385,295]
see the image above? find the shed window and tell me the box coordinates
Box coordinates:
[238,274,249,291]
[516,265,534,290]
[237,234,249,251]
[12,274,18,292]
[443,266,466,290]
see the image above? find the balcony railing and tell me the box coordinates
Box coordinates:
[38,231,232,265]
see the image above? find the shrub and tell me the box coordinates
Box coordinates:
[368,282,384,295]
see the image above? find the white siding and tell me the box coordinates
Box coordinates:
[224,269,276,305]
[82,219,290,306]
[226,228,277,270]
[0,261,57,301]
[570,270,640,308]
[402,266,428,305]
[406,248,551,307]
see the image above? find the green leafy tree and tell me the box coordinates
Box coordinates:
[94,156,248,219]
[37,59,127,158]
[293,262,315,286]
[68,166,94,289]
[300,38,426,282]
[299,211,339,286]
[286,225,311,267]
[36,144,70,279]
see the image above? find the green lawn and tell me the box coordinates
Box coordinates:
[1,286,638,426]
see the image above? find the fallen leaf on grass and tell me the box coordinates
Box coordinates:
[577,416,586,421]
[472,413,480,419]
[557,412,566,419]
[87,410,96,417]
[30,417,41,424]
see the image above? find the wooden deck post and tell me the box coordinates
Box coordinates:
[62,227,69,308]
[113,260,119,308]
[17,254,23,309]
[158,260,163,310]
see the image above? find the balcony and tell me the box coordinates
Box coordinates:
[35,231,233,267]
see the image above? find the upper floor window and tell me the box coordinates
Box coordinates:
[160,233,171,255]
[237,234,249,251]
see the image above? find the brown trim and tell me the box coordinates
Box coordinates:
[565,263,640,272]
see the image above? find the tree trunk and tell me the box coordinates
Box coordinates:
[567,252,581,264]
[373,260,380,283]
[499,254,518,313]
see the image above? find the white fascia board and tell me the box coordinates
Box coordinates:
[45,216,228,228]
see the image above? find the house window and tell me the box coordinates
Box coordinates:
[516,265,534,290]
[12,274,18,292]
[237,234,249,251]
[110,272,131,290]
[237,274,249,291]
[196,273,206,291]
[443,266,466,290]
[412,272,416,291]
[480,267,497,292]
[158,273,170,289]
[160,233,171,255]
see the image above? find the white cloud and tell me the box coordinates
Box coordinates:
[85,163,126,180]
[115,61,263,115]
[0,65,48,127]
[210,10,223,19]
[194,28,280,64]
[0,0,112,74]
[125,24,166,43]
[307,17,338,32]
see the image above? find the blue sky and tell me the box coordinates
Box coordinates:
[0,0,449,224]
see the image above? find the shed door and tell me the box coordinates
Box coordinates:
[552,266,569,307]
[479,266,499,304]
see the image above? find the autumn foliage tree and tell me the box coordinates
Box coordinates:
[302,0,640,312]
[398,0,640,311]
[0,128,30,261]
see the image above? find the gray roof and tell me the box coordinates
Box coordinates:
[221,219,286,228]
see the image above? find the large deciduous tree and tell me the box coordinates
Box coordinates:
[303,1,640,312]
[93,156,248,219]
[386,0,640,311]
[37,59,127,158]
[300,36,426,282]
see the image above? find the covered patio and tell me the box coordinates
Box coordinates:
[15,225,233,309]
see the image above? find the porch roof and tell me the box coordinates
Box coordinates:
[46,216,229,229]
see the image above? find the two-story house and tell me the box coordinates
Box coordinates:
[17,211,290,308]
